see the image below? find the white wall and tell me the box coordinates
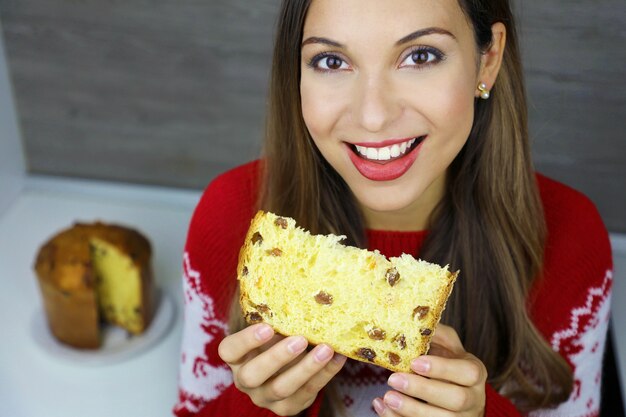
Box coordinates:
[610,234,626,400]
[0,18,25,216]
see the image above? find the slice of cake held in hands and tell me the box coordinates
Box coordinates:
[237,211,458,373]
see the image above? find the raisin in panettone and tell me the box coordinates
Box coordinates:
[238,211,458,373]
[34,222,155,349]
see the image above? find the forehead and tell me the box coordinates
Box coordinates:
[303,0,470,39]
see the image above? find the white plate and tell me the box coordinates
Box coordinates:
[31,290,176,366]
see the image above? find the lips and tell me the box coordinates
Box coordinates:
[347,136,425,181]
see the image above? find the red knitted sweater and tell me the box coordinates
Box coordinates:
[173,160,613,417]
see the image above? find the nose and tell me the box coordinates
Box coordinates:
[353,74,399,133]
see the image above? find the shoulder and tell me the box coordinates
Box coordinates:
[536,173,610,256]
[201,160,263,210]
[537,173,600,222]
[194,160,262,224]
[530,175,613,413]
[185,160,263,259]
[531,173,612,318]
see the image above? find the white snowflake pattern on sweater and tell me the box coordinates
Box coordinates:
[174,253,232,414]
[529,269,613,417]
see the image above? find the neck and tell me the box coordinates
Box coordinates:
[361,174,446,231]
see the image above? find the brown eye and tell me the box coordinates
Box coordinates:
[310,53,349,71]
[400,47,443,69]
[325,56,343,70]
[411,50,430,65]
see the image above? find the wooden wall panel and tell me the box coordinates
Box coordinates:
[0,0,278,187]
[1,0,625,230]
[0,20,25,216]
[517,1,626,232]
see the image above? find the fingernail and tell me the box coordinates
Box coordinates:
[332,353,347,364]
[287,336,307,354]
[411,357,430,373]
[314,345,333,362]
[372,398,386,415]
[384,392,402,410]
[388,373,408,390]
[254,324,273,341]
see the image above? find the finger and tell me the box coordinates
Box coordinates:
[429,324,464,355]
[269,348,347,402]
[236,335,309,389]
[258,334,287,353]
[410,354,486,387]
[388,372,477,412]
[218,324,275,364]
[274,349,307,375]
[373,397,402,417]
[382,391,455,417]
[260,354,346,417]
[239,333,287,367]
[426,342,457,359]
[294,353,347,401]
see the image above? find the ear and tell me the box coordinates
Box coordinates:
[476,22,506,97]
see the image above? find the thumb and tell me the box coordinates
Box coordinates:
[429,323,465,355]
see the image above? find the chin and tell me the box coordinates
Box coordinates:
[352,186,422,214]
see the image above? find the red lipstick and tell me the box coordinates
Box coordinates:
[347,137,425,182]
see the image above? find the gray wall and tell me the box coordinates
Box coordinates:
[0,0,625,231]
[0,18,25,216]
[0,0,276,188]
[519,1,626,234]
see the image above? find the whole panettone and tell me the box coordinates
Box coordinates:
[238,211,458,373]
[34,222,156,349]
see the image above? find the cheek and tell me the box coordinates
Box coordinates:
[300,87,322,139]
[301,77,327,140]
[429,72,476,132]
[406,69,476,185]
[300,76,347,142]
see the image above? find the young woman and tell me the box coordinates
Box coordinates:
[173,0,613,416]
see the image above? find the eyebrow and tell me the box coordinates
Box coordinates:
[301,27,456,49]
[396,27,456,45]
[301,36,343,48]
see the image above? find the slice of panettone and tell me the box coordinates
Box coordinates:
[237,211,458,372]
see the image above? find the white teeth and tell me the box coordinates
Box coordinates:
[354,137,421,161]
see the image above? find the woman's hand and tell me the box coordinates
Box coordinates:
[218,323,347,416]
[372,324,487,417]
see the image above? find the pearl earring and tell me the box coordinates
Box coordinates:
[477,82,490,99]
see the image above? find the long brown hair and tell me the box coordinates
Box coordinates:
[230,0,573,412]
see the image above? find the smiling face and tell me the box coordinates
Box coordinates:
[300,0,490,230]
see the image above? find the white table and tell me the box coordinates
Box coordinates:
[0,176,201,417]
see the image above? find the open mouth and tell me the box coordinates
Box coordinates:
[346,135,426,181]
[350,136,426,164]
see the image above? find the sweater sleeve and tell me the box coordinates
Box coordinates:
[172,161,324,417]
[524,176,614,417]
[484,177,613,417]
[172,162,272,417]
